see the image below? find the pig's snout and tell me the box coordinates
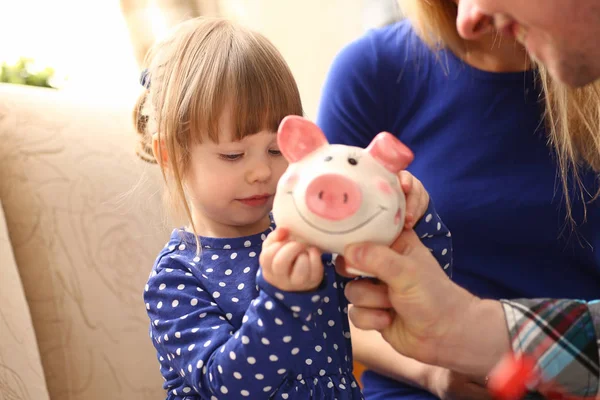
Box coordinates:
[305,174,361,220]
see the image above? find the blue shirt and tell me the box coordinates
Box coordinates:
[316,19,600,400]
[144,208,451,399]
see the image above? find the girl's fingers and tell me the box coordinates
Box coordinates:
[271,241,306,279]
[263,227,289,247]
[259,240,286,272]
[289,252,310,288]
[306,247,325,289]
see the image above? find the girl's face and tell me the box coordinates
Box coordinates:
[184,106,288,237]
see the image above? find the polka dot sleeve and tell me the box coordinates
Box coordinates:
[145,262,325,399]
[413,199,453,277]
[256,254,334,322]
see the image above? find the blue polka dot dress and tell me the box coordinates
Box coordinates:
[143,203,451,400]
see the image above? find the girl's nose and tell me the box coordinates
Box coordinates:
[247,160,272,183]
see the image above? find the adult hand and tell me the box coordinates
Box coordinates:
[337,229,509,377]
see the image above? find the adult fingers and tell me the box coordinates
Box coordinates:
[348,305,393,331]
[344,279,393,309]
[343,229,424,291]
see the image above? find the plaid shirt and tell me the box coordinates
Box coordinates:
[502,299,600,398]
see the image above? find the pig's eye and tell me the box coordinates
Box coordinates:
[348,157,358,166]
[324,156,333,162]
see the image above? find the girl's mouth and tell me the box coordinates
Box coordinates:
[238,194,272,207]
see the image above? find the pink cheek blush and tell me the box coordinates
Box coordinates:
[377,179,393,195]
[281,173,298,189]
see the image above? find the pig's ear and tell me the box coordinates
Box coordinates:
[277,116,329,163]
[365,132,414,173]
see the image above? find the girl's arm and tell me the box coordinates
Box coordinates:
[349,317,430,388]
[144,260,331,399]
[412,199,453,277]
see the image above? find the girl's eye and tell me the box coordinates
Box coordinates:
[219,153,243,161]
[269,149,282,156]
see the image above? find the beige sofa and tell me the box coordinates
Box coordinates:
[0,83,168,399]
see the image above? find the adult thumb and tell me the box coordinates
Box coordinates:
[343,229,422,287]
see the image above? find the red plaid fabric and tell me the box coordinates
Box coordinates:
[501,299,600,398]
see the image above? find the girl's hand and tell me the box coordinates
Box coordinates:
[260,228,324,292]
[400,171,430,229]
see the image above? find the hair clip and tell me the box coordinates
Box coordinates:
[140,69,150,89]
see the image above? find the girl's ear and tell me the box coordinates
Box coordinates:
[152,133,169,167]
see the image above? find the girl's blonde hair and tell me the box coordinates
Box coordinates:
[133,17,303,236]
[401,1,600,225]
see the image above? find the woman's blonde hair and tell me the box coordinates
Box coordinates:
[133,17,303,238]
[401,1,600,225]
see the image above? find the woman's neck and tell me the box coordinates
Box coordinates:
[454,33,531,73]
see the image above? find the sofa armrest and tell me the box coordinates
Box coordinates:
[0,200,50,400]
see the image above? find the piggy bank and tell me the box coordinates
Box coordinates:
[272,116,414,275]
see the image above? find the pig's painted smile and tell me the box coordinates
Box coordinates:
[287,191,388,235]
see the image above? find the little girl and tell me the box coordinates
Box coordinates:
[135,17,453,400]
